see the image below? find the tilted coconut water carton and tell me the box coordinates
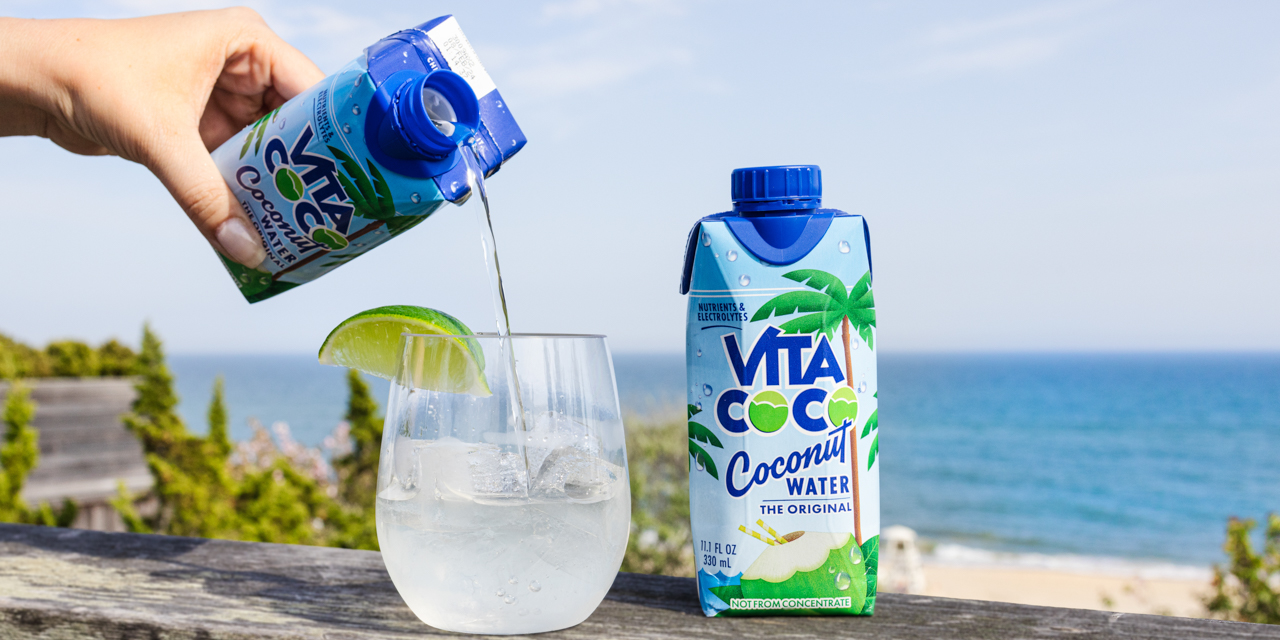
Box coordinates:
[680,165,879,616]
[211,15,525,302]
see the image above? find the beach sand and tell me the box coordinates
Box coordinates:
[919,562,1213,618]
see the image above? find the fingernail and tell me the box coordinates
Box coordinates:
[215,218,267,269]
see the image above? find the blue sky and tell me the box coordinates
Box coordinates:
[1,0,1277,353]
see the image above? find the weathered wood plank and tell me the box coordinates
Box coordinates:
[0,524,1275,639]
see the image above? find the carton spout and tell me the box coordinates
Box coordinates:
[368,69,479,175]
[364,15,526,202]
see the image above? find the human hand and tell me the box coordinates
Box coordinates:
[0,9,325,268]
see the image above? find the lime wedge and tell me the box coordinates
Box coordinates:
[318,305,489,396]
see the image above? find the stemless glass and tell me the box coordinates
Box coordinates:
[375,333,630,635]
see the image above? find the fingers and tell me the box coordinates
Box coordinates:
[149,131,267,269]
[264,33,325,102]
[219,11,324,103]
[147,9,315,271]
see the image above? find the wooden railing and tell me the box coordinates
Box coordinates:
[0,523,1274,639]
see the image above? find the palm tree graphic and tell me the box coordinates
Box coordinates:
[687,404,723,479]
[750,268,876,544]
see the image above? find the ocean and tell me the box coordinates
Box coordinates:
[167,352,1280,569]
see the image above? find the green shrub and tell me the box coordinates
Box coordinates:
[97,340,139,376]
[0,334,50,380]
[0,333,137,379]
[328,369,381,550]
[114,325,238,537]
[46,341,100,377]
[1206,514,1280,624]
[622,413,694,577]
[0,381,76,526]
[0,382,38,521]
[114,326,374,549]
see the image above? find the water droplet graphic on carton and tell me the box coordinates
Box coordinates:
[828,565,837,573]
[703,384,713,397]
[695,402,703,411]
[496,588,506,597]
[702,232,711,247]
[834,572,852,591]
[508,576,518,585]
[856,381,868,394]
[696,458,705,471]
[351,105,360,115]
[410,192,421,203]
[739,275,751,286]
[504,595,516,605]
[850,545,863,564]
[696,349,703,357]
[839,240,851,254]
[852,339,860,350]
[342,124,352,134]
[528,581,541,592]
[727,250,738,262]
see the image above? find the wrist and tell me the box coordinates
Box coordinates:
[0,18,68,137]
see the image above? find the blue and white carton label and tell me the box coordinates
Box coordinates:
[683,211,879,616]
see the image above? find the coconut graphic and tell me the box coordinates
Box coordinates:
[748,390,789,433]
[311,227,350,251]
[711,531,867,613]
[275,167,306,201]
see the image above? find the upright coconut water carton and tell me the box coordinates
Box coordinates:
[681,165,879,616]
[211,15,525,302]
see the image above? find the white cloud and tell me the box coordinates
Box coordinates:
[508,47,691,97]
[539,0,686,21]
[914,34,1072,74]
[541,0,609,19]
[905,0,1115,77]
[919,0,1104,46]
[489,3,696,100]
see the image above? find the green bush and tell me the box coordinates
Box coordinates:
[0,334,50,380]
[328,369,381,550]
[114,325,375,549]
[46,341,100,377]
[0,333,138,380]
[0,381,77,526]
[0,382,38,521]
[622,413,694,577]
[97,340,139,376]
[1205,514,1280,624]
[114,325,238,537]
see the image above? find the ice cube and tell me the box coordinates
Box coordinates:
[530,446,622,503]
[415,439,476,500]
[376,482,417,501]
[405,438,528,501]
[466,445,528,496]
[522,412,601,480]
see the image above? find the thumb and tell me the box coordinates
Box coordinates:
[149,132,268,269]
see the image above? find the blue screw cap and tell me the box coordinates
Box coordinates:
[366,69,480,178]
[731,165,822,213]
